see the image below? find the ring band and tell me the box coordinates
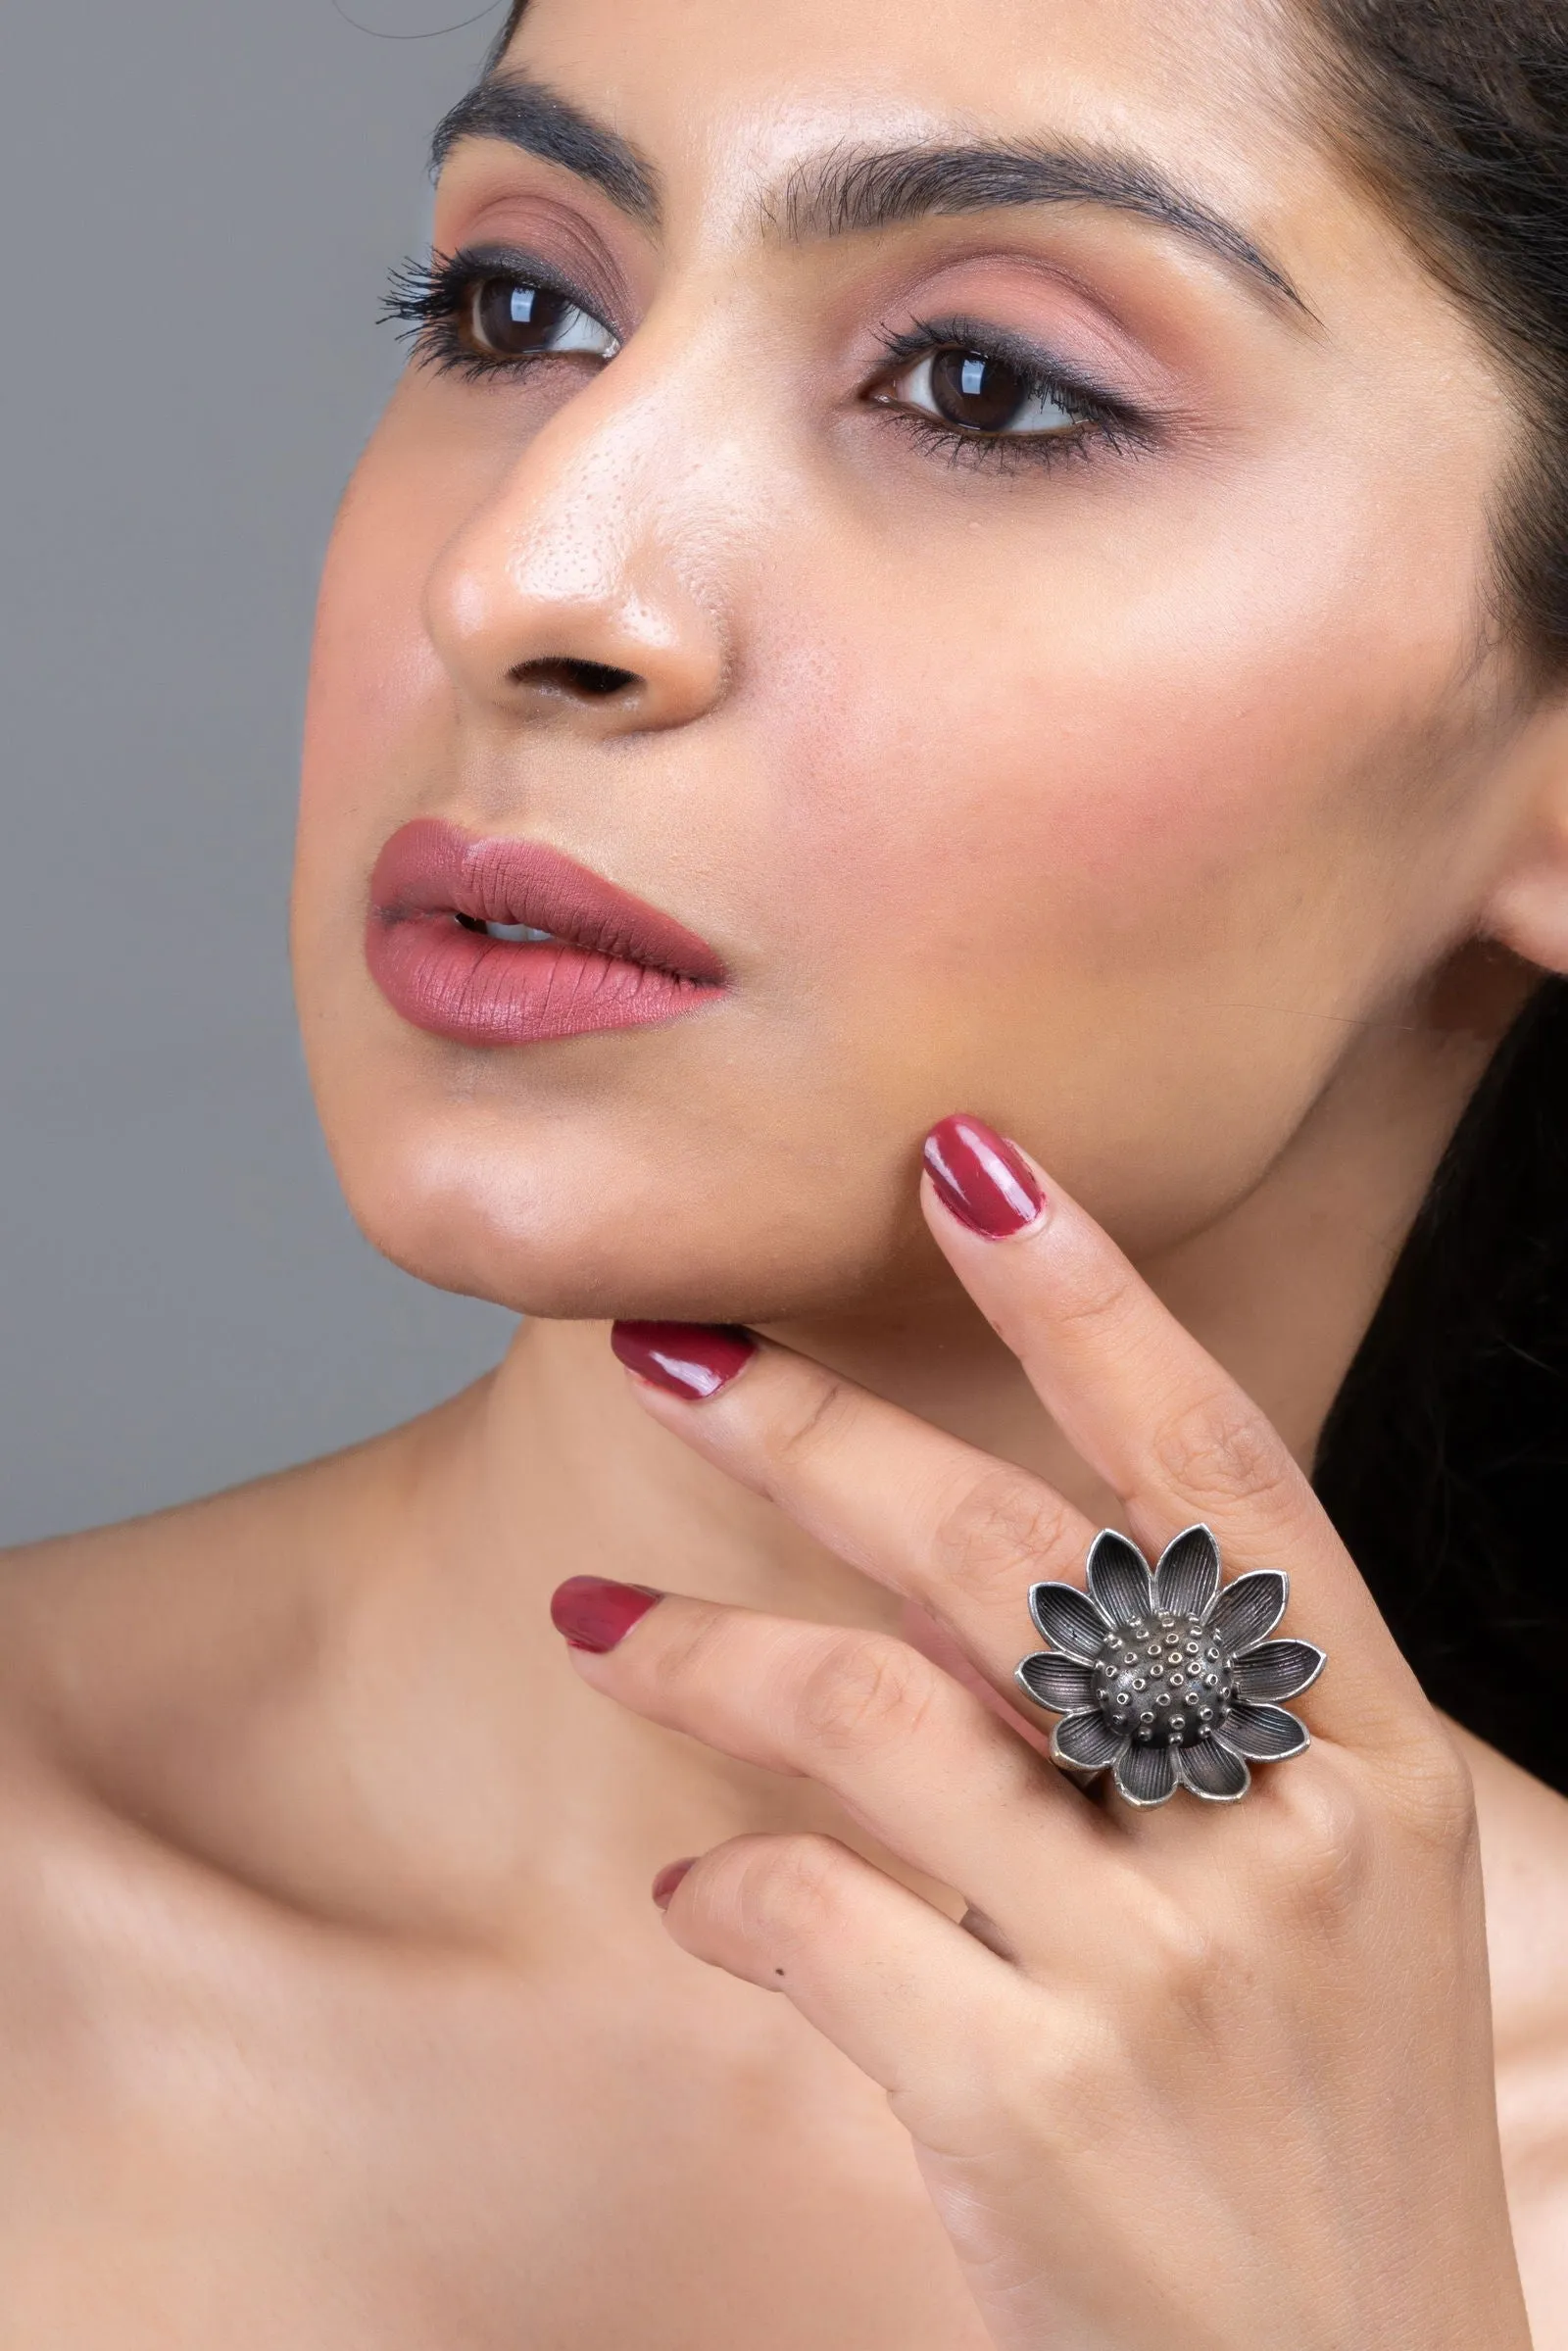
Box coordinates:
[1015,1525,1325,1806]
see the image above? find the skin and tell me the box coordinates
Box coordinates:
[2,0,1568,2339]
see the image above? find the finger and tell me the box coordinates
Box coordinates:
[554,1579,1101,1941]
[611,1324,1099,1710]
[920,1116,1430,1751]
[658,1830,1042,2141]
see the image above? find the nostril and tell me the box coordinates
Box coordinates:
[511,656,639,701]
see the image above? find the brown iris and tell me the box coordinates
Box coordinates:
[465,278,579,358]
[926,348,1036,432]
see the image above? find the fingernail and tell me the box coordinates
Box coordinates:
[652,1857,696,1910]
[611,1321,757,1400]
[923,1115,1045,1239]
[550,1575,663,1653]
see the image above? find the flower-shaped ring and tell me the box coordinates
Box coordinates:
[1015,1525,1325,1806]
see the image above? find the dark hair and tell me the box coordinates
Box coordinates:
[1295,1,1568,673]
[486,3,527,67]
[485,0,1568,1789]
[1315,980,1568,1791]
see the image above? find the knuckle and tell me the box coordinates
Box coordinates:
[1048,1861,1219,2037]
[1050,1251,1140,1340]
[1377,1732,1478,1863]
[793,1634,939,1756]
[1138,1890,1214,1994]
[1260,1765,1377,1926]
[713,1833,852,1955]
[1146,1388,1301,1520]
[1246,1743,1475,1936]
[1113,1886,1216,2018]
[642,1602,734,1699]
[930,1466,1079,1605]
[764,1374,861,1486]
[1001,2006,1123,2135]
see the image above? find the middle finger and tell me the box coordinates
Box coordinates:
[610,1320,1101,1710]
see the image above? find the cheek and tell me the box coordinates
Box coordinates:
[721,483,1488,1246]
[756,503,1461,1017]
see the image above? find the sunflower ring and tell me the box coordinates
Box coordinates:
[1015,1525,1326,1807]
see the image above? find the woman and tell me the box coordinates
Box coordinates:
[2,0,1564,2339]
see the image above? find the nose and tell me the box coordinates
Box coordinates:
[424,362,730,738]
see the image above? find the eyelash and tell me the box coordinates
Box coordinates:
[868,314,1152,473]
[381,246,612,382]
[381,248,1155,472]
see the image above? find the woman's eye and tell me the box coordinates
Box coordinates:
[892,347,1079,437]
[462,276,619,363]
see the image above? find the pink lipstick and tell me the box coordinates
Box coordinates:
[366,819,727,1048]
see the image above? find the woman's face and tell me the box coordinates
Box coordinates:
[296,0,1539,1323]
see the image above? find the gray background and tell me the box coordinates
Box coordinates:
[0,0,517,1545]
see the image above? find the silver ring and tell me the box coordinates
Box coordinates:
[1015,1525,1325,1806]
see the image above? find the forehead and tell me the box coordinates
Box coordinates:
[502,0,1319,235]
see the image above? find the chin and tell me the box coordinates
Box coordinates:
[321,1085,933,1328]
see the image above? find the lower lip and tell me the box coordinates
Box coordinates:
[366,915,721,1048]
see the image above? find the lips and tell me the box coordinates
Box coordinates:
[366,818,727,1048]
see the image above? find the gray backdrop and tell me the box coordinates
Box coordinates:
[0,1,518,1544]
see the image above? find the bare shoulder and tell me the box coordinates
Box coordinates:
[0,1386,487,1940]
[0,1525,502,2349]
[0,1396,469,1753]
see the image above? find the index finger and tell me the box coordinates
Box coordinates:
[921,1116,1431,1753]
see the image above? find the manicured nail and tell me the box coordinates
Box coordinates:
[550,1575,663,1653]
[611,1321,757,1400]
[652,1858,696,1910]
[923,1115,1045,1239]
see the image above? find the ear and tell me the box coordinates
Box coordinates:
[1479,690,1568,974]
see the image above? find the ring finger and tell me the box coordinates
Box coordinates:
[551,1577,1105,1950]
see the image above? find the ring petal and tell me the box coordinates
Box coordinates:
[1175,1737,1251,1801]
[1209,1570,1289,1656]
[1215,1701,1310,1759]
[1113,1741,1177,1806]
[1153,1525,1221,1618]
[1015,1652,1097,1715]
[1028,1582,1110,1660]
[1234,1639,1325,1702]
[1052,1711,1129,1771]
[1086,1531,1153,1626]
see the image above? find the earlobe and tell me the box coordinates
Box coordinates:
[1477,704,1568,975]
[1484,853,1568,975]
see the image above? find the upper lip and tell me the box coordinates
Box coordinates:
[368,819,728,985]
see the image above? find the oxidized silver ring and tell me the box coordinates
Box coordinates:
[1015,1525,1325,1806]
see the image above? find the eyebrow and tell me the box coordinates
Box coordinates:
[432,72,1306,317]
[429,72,660,223]
[778,142,1307,313]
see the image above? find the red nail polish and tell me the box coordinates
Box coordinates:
[923,1115,1045,1239]
[652,1857,696,1910]
[550,1576,663,1653]
[611,1321,757,1400]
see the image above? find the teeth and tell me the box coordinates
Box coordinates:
[484,921,556,944]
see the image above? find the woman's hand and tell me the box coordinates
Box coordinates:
[550,1115,1531,2351]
